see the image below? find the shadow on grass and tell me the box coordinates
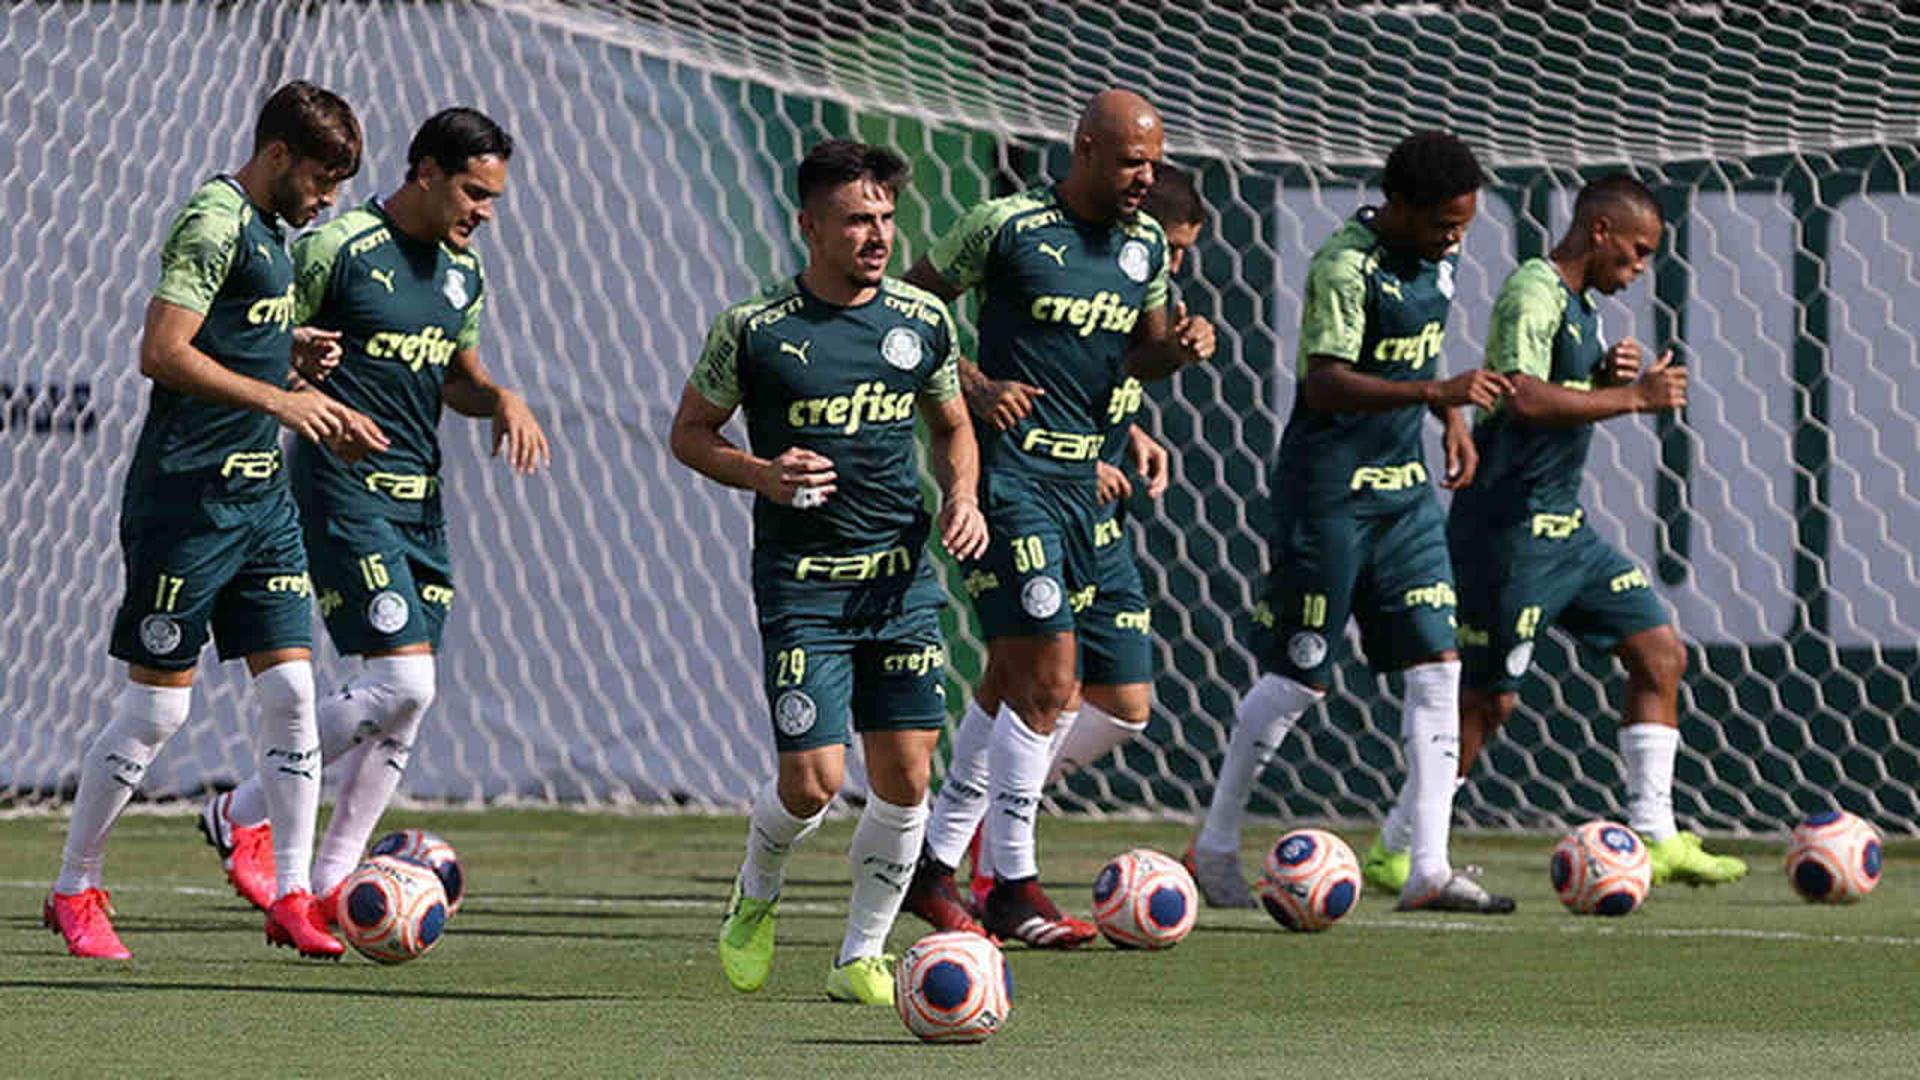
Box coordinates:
[0,978,634,1004]
[789,1036,923,1047]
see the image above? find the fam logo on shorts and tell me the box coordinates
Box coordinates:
[1287,631,1327,671]
[774,690,816,737]
[443,268,470,309]
[1020,576,1062,620]
[1504,642,1534,678]
[1117,239,1151,284]
[139,615,183,656]
[367,590,410,635]
[881,326,922,371]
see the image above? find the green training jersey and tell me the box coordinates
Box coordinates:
[124,177,297,513]
[691,275,962,616]
[1454,257,1604,533]
[287,198,485,525]
[929,186,1168,482]
[1274,207,1460,517]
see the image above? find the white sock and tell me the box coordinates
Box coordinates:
[1399,660,1462,887]
[739,779,827,901]
[974,814,996,884]
[1047,702,1145,785]
[985,705,1053,881]
[1044,708,1080,778]
[253,660,321,898]
[839,794,928,965]
[310,655,436,897]
[923,699,995,868]
[1195,674,1321,855]
[1620,723,1681,843]
[1381,777,1463,855]
[226,666,375,829]
[56,683,193,894]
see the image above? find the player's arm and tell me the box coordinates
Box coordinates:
[140,304,387,461]
[920,393,987,561]
[1503,345,1687,425]
[670,312,834,508]
[443,347,550,474]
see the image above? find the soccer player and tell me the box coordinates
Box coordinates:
[899,90,1215,948]
[913,166,1205,922]
[1362,174,1747,892]
[672,140,986,1005]
[1186,131,1517,914]
[46,81,381,960]
[199,108,549,915]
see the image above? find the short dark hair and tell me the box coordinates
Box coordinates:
[796,140,910,206]
[1143,163,1204,227]
[1573,172,1661,225]
[406,107,513,182]
[1381,130,1484,209]
[254,81,361,179]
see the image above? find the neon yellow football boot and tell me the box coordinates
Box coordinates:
[718,879,779,992]
[1362,837,1411,893]
[826,954,896,1005]
[1648,831,1748,886]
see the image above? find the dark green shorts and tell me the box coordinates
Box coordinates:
[1077,505,1153,687]
[304,513,453,656]
[109,490,313,670]
[1451,512,1669,693]
[963,470,1101,641]
[1254,492,1458,682]
[759,604,949,753]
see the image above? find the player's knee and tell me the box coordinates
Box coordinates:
[1009,672,1077,726]
[1627,630,1687,692]
[867,757,932,805]
[1085,682,1151,726]
[253,659,316,718]
[777,759,841,817]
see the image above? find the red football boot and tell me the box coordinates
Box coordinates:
[44,888,132,960]
[265,890,345,959]
[981,877,1097,949]
[198,791,276,912]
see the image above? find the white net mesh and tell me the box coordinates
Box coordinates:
[2,1,1916,833]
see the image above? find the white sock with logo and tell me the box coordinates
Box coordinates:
[739,779,827,901]
[1380,777,1465,855]
[985,705,1053,881]
[310,655,437,898]
[1399,660,1462,889]
[839,794,928,965]
[56,682,193,894]
[253,660,322,898]
[1195,674,1321,855]
[1620,722,1681,844]
[227,663,384,829]
[1047,702,1145,785]
[923,699,995,868]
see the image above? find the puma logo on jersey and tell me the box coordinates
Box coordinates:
[779,339,812,364]
[1378,275,1404,300]
[1037,241,1068,267]
[1566,322,1582,342]
[370,268,395,293]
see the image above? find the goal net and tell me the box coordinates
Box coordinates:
[3,1,1916,834]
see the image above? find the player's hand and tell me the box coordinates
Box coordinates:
[1432,368,1513,410]
[939,496,988,561]
[964,374,1046,431]
[1171,312,1216,365]
[1127,425,1169,499]
[291,327,343,383]
[273,389,389,458]
[491,390,551,475]
[1601,337,1644,385]
[1440,414,1479,490]
[759,447,836,509]
[1633,350,1687,413]
[1096,460,1133,503]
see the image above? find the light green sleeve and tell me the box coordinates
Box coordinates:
[153,197,242,314]
[1484,270,1563,380]
[689,305,748,411]
[291,227,344,325]
[1140,218,1170,313]
[1294,248,1367,368]
[921,301,962,404]
[457,254,486,350]
[927,199,1014,294]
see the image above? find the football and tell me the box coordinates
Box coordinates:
[369,828,465,915]
[1255,828,1362,932]
[1090,848,1198,949]
[335,855,451,964]
[1550,821,1651,916]
[895,930,1013,1043]
[1785,810,1882,904]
